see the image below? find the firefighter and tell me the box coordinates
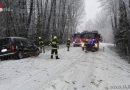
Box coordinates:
[90,39,96,48]
[66,38,71,51]
[50,36,60,59]
[38,37,45,53]
[84,39,89,53]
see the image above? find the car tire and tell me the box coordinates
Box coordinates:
[17,51,24,59]
[91,48,96,52]
[0,57,5,61]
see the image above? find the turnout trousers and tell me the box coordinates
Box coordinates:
[39,46,45,53]
[51,49,59,59]
[67,46,70,51]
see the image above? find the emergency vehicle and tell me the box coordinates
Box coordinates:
[72,33,82,47]
[80,31,101,51]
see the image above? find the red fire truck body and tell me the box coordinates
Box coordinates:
[80,31,101,51]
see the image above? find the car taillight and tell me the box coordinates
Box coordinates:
[11,45,16,52]
[81,38,85,42]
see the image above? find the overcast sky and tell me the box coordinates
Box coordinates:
[85,0,101,19]
[77,0,113,43]
[77,0,101,32]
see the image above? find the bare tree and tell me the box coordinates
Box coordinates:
[0,0,84,44]
[100,0,130,57]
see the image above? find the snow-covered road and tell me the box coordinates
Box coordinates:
[0,43,130,90]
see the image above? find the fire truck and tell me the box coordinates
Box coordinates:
[80,31,101,51]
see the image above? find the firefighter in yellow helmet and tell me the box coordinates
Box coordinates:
[66,38,71,51]
[38,37,45,53]
[84,39,89,53]
[50,36,60,59]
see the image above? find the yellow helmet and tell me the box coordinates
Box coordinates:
[53,36,57,39]
[39,37,42,39]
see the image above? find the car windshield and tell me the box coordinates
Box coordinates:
[0,38,10,47]
[73,34,80,38]
[81,33,97,39]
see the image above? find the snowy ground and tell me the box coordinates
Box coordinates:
[0,43,130,90]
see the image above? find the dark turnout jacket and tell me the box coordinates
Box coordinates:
[66,40,71,47]
[38,38,44,47]
[50,38,59,49]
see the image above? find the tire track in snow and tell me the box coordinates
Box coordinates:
[0,47,87,90]
[43,49,99,90]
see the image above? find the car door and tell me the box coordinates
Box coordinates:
[27,40,34,53]
[13,38,22,50]
[20,39,30,55]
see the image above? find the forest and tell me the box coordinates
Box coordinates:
[0,0,130,58]
[99,0,130,57]
[0,0,84,44]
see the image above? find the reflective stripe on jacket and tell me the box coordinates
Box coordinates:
[66,40,71,46]
[50,38,59,49]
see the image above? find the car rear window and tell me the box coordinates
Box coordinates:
[0,38,10,47]
[20,39,28,46]
[13,38,22,46]
[81,33,97,39]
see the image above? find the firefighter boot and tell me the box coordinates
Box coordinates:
[51,55,53,59]
[85,50,88,53]
[67,47,70,51]
[56,56,60,59]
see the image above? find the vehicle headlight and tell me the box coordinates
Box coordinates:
[94,43,98,48]
[81,42,84,47]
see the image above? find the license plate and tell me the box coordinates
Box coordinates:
[1,49,7,52]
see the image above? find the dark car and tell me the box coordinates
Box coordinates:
[73,37,82,47]
[72,33,82,47]
[0,37,40,60]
